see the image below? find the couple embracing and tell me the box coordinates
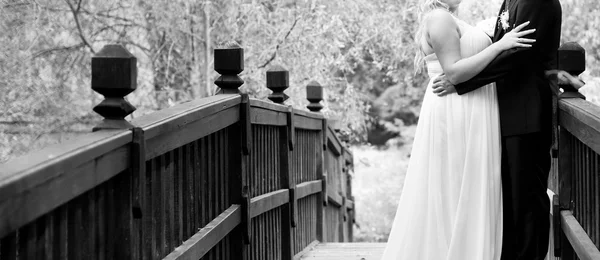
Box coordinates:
[381,0,561,259]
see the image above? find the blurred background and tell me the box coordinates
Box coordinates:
[1,0,599,242]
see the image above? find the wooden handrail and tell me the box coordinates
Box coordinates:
[549,42,600,259]
[560,210,600,260]
[558,98,600,154]
[0,94,242,239]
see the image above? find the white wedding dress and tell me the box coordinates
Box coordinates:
[381,16,503,260]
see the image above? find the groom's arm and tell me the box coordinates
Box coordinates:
[454,0,550,95]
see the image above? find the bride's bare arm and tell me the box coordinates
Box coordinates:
[426,10,534,85]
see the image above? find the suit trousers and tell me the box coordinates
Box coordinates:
[500,131,552,260]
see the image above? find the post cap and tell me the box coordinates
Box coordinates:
[91,44,137,97]
[558,42,585,76]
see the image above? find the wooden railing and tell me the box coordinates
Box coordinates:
[547,42,600,260]
[0,44,354,259]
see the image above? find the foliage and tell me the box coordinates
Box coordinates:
[0,0,424,161]
[351,125,416,242]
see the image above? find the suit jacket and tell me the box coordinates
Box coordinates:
[455,0,562,136]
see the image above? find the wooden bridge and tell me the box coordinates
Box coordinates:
[0,42,599,260]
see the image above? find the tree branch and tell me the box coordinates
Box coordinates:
[31,43,85,59]
[258,16,300,69]
[65,0,96,53]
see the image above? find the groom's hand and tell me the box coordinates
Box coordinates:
[432,74,456,97]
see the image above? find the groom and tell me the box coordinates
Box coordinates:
[432,0,562,259]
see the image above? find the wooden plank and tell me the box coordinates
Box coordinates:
[250,189,289,218]
[559,99,600,133]
[595,154,600,249]
[0,130,130,238]
[105,177,117,259]
[249,99,324,120]
[163,205,242,260]
[560,210,600,260]
[340,195,346,241]
[131,127,146,260]
[316,122,327,242]
[293,109,326,120]
[19,222,36,259]
[321,120,328,207]
[227,118,246,259]
[250,107,287,126]
[559,111,600,157]
[164,151,174,255]
[296,243,385,260]
[42,214,54,259]
[240,94,252,244]
[250,98,289,112]
[296,180,323,200]
[115,169,133,259]
[559,99,600,155]
[346,199,354,210]
[145,105,240,160]
[133,94,241,140]
[96,186,106,260]
[151,158,163,258]
[0,129,130,184]
[0,143,130,239]
[142,159,153,259]
[81,191,95,259]
[343,148,354,161]
[181,143,190,241]
[288,106,296,151]
[279,119,294,260]
[294,115,324,131]
[174,147,183,246]
[327,190,344,207]
[326,128,342,157]
[0,231,17,259]
[293,240,320,260]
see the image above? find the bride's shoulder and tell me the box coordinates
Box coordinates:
[423,9,456,25]
[423,9,458,30]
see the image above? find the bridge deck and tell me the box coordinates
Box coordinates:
[297,243,385,260]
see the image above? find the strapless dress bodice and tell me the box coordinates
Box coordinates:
[424,17,493,78]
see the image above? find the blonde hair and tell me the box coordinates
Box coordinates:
[414,0,452,73]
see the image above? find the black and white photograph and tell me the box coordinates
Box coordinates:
[0,0,599,259]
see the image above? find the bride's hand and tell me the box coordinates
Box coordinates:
[495,21,536,51]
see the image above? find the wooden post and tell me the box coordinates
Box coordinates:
[214,42,244,94]
[280,105,294,260]
[131,127,146,260]
[91,45,137,131]
[556,42,585,259]
[321,120,329,208]
[267,65,290,104]
[90,44,138,259]
[317,119,327,242]
[306,81,324,112]
[287,108,298,228]
[339,158,347,241]
[216,42,250,259]
[345,156,354,242]
[239,95,252,245]
[306,82,327,242]
[558,42,586,99]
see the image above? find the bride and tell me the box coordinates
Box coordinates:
[380,0,535,259]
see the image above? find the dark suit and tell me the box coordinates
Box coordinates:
[454,0,562,259]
